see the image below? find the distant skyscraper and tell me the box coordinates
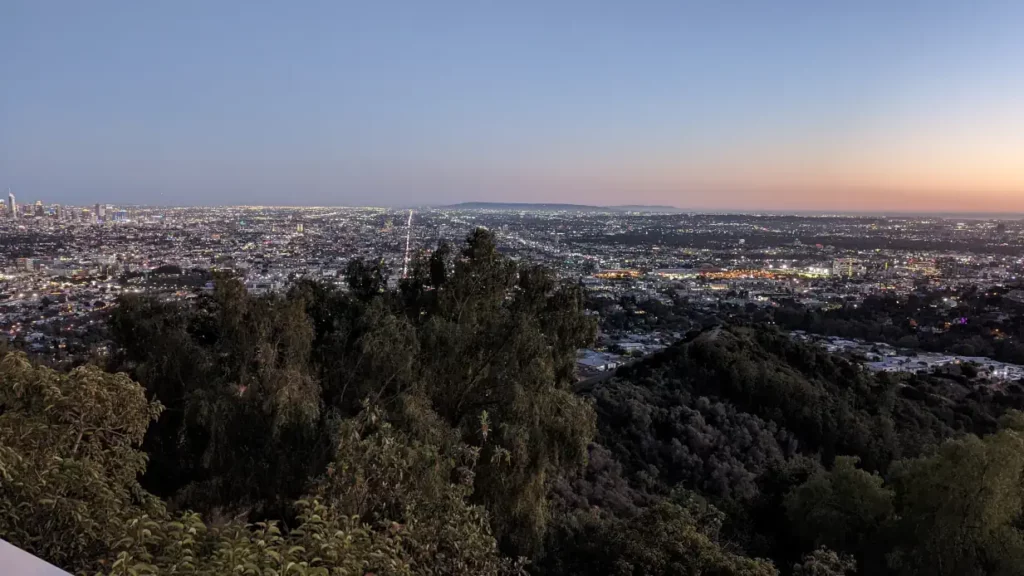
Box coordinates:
[7,190,16,219]
[54,204,63,220]
[34,201,44,217]
[95,203,105,222]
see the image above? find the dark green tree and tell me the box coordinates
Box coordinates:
[793,547,856,576]
[887,426,1024,576]
[108,229,598,557]
[0,352,164,573]
[785,456,893,565]
[0,352,521,575]
[539,498,778,576]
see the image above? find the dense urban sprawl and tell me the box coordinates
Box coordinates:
[3,199,1023,382]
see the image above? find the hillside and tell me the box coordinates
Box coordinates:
[545,324,1024,574]
[596,325,1015,473]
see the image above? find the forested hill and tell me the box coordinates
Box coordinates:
[597,324,1017,474]
[545,324,1024,574]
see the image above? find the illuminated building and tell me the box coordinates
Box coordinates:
[832,258,863,277]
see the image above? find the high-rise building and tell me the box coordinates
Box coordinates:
[832,258,863,278]
[95,203,106,222]
[7,190,16,219]
[34,201,44,217]
[54,204,63,220]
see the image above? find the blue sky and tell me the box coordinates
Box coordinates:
[2,1,1023,210]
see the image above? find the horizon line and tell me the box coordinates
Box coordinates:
[16,202,1024,219]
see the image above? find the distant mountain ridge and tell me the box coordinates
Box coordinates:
[441,202,681,213]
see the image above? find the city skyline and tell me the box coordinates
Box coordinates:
[3,1,1024,211]
[5,195,1024,219]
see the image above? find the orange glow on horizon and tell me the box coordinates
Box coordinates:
[557,136,1024,212]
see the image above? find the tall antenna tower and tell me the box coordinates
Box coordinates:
[402,209,414,278]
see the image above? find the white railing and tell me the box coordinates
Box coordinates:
[0,539,70,575]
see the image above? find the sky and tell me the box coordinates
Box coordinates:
[2,1,1024,212]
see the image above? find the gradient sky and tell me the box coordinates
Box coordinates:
[2,1,1024,211]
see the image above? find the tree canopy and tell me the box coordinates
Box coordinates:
[560,324,1024,575]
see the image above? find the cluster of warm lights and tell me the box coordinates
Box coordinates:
[593,270,643,279]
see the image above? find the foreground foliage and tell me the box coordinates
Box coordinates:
[0,353,519,575]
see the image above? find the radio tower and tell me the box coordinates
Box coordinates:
[402,209,414,278]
